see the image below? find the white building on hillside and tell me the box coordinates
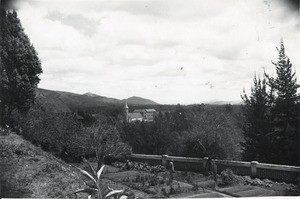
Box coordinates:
[123,103,156,123]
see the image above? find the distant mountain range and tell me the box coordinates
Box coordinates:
[203,100,243,105]
[35,88,242,112]
[35,88,159,112]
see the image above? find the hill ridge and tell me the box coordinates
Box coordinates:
[35,88,159,111]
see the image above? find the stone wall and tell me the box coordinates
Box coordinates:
[130,154,300,184]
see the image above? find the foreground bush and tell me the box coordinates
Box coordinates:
[74,160,131,199]
[86,122,132,170]
[112,161,166,173]
[220,169,238,185]
[17,107,90,162]
[15,105,131,164]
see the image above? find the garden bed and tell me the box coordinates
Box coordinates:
[105,160,300,197]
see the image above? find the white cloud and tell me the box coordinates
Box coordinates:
[17,0,300,104]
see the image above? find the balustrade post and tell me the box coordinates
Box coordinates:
[297,174,300,192]
[162,154,169,167]
[203,157,208,171]
[251,161,258,178]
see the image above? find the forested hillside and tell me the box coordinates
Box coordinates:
[35,88,159,112]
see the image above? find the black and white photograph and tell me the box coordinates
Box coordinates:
[0,0,300,198]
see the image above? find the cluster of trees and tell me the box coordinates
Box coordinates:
[14,103,132,165]
[120,104,244,160]
[241,40,299,166]
[182,105,243,160]
[121,105,189,155]
[17,105,89,161]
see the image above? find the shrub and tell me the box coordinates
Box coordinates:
[74,160,128,199]
[113,161,166,173]
[85,122,132,169]
[0,126,11,136]
[17,107,93,162]
[220,169,237,185]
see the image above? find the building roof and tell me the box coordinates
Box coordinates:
[145,109,156,112]
[133,109,144,113]
[128,113,143,119]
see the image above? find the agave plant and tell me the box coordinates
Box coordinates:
[74,160,125,199]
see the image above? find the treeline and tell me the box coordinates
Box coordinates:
[241,40,300,166]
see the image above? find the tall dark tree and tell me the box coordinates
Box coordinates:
[265,40,299,165]
[242,40,299,165]
[0,6,42,126]
[170,104,190,132]
[153,111,180,155]
[241,75,273,162]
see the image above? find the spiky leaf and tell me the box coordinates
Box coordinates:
[77,167,97,184]
[105,189,124,199]
[74,187,98,195]
[97,165,105,179]
[84,158,97,179]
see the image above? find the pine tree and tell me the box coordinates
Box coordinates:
[241,75,273,162]
[265,40,299,165]
[0,6,42,127]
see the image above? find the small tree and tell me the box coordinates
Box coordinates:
[183,107,243,160]
[87,122,132,170]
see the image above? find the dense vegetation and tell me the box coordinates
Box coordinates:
[241,40,300,166]
[0,6,42,127]
[11,100,244,164]
[120,104,244,160]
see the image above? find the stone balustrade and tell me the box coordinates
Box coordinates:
[130,154,300,184]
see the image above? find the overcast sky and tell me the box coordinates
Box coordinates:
[17,0,300,104]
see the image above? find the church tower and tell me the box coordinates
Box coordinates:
[123,102,129,122]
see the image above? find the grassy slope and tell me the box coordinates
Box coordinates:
[0,132,84,198]
[0,132,151,198]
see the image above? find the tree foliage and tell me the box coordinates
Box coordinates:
[265,40,300,165]
[241,76,273,162]
[0,8,42,126]
[242,40,300,165]
[182,106,244,160]
[121,105,243,160]
[18,105,89,161]
[87,122,132,169]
